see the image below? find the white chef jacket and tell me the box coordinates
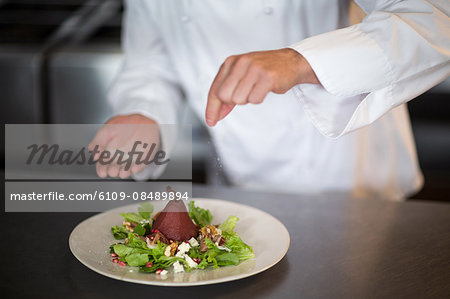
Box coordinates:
[108,0,450,200]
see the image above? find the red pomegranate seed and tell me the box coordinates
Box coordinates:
[112,258,119,263]
[169,240,173,244]
[150,236,154,240]
[151,228,160,233]
[111,253,118,257]
[145,262,153,268]
[155,269,163,274]
[197,258,202,263]
[119,261,126,266]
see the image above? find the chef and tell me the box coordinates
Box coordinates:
[90,0,450,200]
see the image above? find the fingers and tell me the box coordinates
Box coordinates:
[205,95,222,127]
[93,137,137,179]
[96,161,107,178]
[97,163,132,179]
[88,126,113,157]
[91,116,160,179]
[248,79,272,104]
[96,156,137,179]
[119,167,132,179]
[231,66,259,105]
[218,103,235,121]
[96,140,155,179]
[131,163,146,175]
[206,56,237,126]
[206,54,275,125]
[217,57,251,104]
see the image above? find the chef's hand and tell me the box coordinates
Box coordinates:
[88,114,159,179]
[205,48,319,126]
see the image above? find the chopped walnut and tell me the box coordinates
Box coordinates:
[199,237,208,253]
[198,224,227,252]
[123,221,137,232]
[200,225,219,238]
[212,235,226,246]
[167,242,178,256]
[148,231,169,246]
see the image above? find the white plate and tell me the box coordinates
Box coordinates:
[69,198,290,286]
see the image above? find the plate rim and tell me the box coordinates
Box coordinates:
[69,198,290,287]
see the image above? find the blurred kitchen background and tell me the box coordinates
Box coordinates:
[1,0,449,201]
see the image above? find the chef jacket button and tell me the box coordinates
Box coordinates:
[263,6,273,15]
[181,15,190,22]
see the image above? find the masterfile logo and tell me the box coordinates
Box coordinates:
[4,124,193,212]
[25,141,170,171]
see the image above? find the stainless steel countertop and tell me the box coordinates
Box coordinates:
[193,185,450,298]
[2,184,449,298]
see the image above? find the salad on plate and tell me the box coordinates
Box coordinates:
[109,194,254,276]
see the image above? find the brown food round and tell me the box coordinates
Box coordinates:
[152,200,198,241]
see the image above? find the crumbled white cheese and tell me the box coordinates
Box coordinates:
[173,261,184,273]
[140,219,150,224]
[160,270,168,276]
[184,254,198,268]
[146,237,155,249]
[217,245,231,252]
[188,237,199,247]
[176,242,191,257]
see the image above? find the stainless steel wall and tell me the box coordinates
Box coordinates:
[48,45,118,123]
[1,47,43,124]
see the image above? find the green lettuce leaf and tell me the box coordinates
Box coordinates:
[188,201,213,228]
[138,202,154,219]
[215,252,239,266]
[113,244,134,257]
[111,225,128,240]
[223,232,255,261]
[127,233,148,249]
[219,216,239,234]
[133,224,146,236]
[148,242,166,259]
[126,253,149,266]
[120,212,143,223]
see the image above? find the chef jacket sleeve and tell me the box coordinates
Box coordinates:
[107,0,183,179]
[289,0,450,138]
